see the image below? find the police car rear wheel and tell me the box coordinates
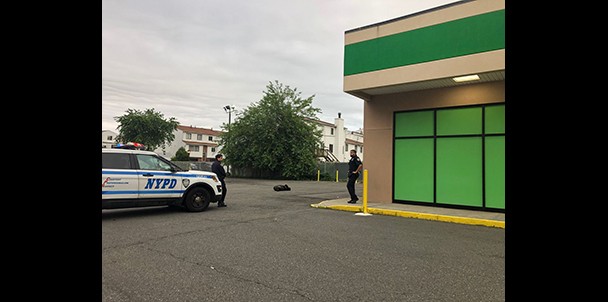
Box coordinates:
[184,187,211,212]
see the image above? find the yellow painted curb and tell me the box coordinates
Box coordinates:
[310,203,505,229]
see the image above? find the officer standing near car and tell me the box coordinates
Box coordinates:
[211,154,227,207]
[347,149,362,204]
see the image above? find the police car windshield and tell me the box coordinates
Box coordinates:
[160,157,186,171]
[136,153,186,172]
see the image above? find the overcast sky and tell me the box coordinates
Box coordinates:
[102,0,460,133]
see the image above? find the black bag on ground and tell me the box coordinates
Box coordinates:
[273,184,291,191]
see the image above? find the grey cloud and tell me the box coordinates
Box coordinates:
[102,0,460,132]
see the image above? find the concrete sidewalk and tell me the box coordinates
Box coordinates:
[310,198,505,229]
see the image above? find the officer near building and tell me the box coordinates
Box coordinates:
[347,149,363,203]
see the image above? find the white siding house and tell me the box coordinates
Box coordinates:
[102,130,118,149]
[313,113,364,162]
[154,125,224,161]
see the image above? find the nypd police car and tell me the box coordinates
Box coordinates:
[102,146,223,212]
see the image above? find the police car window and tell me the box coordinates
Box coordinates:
[102,153,131,169]
[136,154,173,171]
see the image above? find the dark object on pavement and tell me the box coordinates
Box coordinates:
[273,184,291,191]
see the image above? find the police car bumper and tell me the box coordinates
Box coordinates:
[210,185,223,201]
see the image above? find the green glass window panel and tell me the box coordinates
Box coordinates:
[485,136,505,209]
[395,111,434,137]
[394,138,434,203]
[436,137,482,206]
[485,104,505,134]
[437,107,482,135]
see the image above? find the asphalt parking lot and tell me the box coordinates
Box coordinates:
[102,177,504,301]
[222,177,505,228]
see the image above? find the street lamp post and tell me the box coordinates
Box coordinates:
[223,105,234,127]
[223,105,235,174]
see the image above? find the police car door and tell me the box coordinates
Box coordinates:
[102,152,139,199]
[135,153,182,199]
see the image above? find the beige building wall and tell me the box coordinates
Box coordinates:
[363,81,505,203]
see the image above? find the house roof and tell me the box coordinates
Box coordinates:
[346,138,363,146]
[304,117,336,128]
[182,140,218,147]
[314,119,335,128]
[177,125,224,136]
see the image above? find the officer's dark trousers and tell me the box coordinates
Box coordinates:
[347,173,359,201]
[220,179,227,202]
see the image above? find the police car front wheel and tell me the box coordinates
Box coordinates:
[184,187,211,212]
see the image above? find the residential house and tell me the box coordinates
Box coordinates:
[102,130,118,148]
[312,113,364,162]
[155,125,224,162]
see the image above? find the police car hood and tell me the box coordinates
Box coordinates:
[187,170,217,177]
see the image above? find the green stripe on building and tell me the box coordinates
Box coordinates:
[344,9,505,76]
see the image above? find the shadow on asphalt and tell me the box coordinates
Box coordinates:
[101,206,187,220]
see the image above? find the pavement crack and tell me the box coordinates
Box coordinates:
[201,264,315,301]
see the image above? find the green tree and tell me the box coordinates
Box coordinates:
[114,108,179,151]
[172,147,191,161]
[220,80,322,180]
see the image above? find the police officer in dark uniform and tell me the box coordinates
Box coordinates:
[211,154,227,207]
[347,149,362,203]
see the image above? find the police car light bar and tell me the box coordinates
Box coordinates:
[115,142,145,150]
